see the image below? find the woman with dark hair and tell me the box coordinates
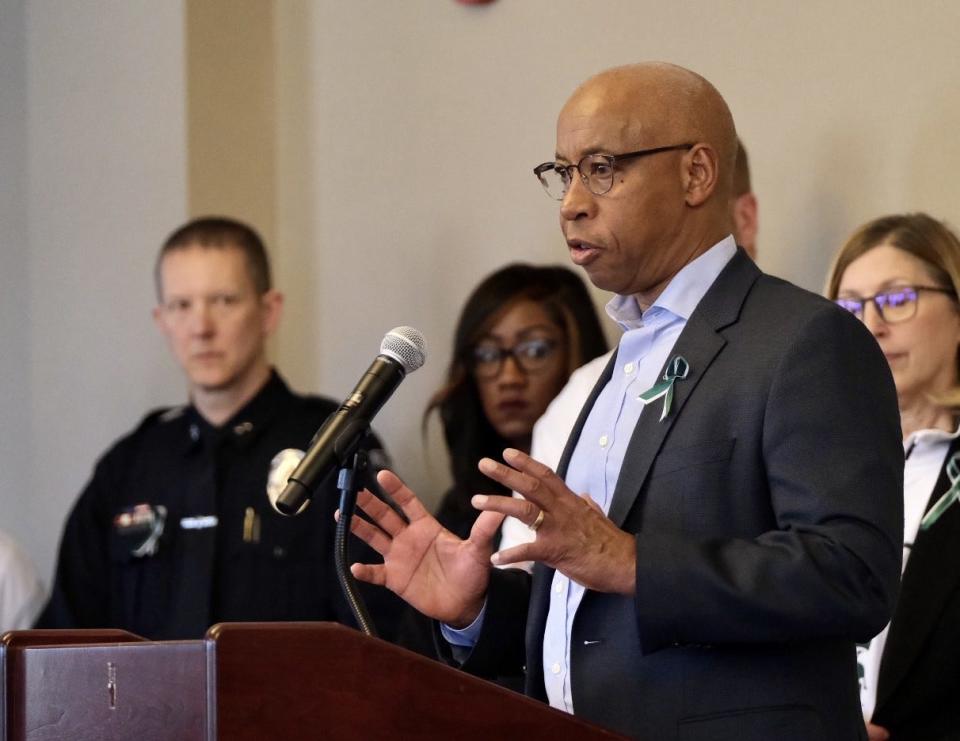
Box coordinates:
[826,212,960,741]
[427,263,609,541]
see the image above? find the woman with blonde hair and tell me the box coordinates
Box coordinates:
[826,212,960,741]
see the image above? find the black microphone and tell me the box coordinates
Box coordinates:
[273,326,426,516]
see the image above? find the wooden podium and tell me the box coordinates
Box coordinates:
[2,623,627,740]
[0,629,207,740]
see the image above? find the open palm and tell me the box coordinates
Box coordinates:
[349,470,503,628]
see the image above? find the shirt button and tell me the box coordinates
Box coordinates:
[554,580,564,595]
[599,434,608,448]
[623,362,635,374]
[551,662,561,675]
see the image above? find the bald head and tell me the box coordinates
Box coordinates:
[563,63,738,205]
[554,63,740,306]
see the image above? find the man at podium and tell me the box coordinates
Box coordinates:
[348,63,902,741]
[37,217,393,640]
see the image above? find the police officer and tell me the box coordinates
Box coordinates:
[37,217,394,639]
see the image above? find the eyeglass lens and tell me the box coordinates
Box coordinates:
[537,155,615,200]
[835,288,919,323]
[472,338,558,378]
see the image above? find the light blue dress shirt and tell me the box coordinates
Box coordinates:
[444,236,737,712]
[543,235,736,711]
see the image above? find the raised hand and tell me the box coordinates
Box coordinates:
[348,469,504,628]
[476,448,637,595]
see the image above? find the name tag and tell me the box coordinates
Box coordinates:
[180,515,218,530]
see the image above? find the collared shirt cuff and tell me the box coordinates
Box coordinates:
[440,601,487,648]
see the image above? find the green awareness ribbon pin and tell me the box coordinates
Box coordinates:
[638,355,690,422]
[920,451,960,530]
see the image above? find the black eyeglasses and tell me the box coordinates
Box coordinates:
[470,338,560,379]
[834,285,955,324]
[533,143,695,200]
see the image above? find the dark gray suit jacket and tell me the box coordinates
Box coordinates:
[466,250,903,741]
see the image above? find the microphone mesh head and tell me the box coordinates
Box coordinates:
[381,326,426,373]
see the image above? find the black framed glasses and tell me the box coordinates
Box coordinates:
[533,143,695,200]
[470,338,560,380]
[834,285,956,324]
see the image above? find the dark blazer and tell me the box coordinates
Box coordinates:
[465,251,903,741]
[872,438,960,741]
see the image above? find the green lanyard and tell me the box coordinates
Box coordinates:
[920,451,960,530]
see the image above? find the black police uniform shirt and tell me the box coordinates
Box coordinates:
[37,371,395,640]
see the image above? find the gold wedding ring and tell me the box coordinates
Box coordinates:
[529,509,545,532]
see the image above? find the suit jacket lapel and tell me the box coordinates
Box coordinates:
[875,437,960,710]
[556,351,618,480]
[606,249,759,528]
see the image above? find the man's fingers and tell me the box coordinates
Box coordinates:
[502,447,558,480]
[491,543,536,567]
[478,458,549,506]
[345,507,392,555]
[376,469,433,522]
[350,562,386,587]
[468,509,506,548]
[355,488,407,537]
[478,449,566,506]
[471,492,541,525]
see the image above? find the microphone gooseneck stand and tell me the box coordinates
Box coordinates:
[335,448,377,637]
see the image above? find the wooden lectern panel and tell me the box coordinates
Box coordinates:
[2,630,145,741]
[1,631,206,741]
[208,621,628,741]
[1,630,144,649]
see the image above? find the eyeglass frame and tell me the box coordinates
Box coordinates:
[833,285,956,324]
[469,337,562,380]
[533,143,696,200]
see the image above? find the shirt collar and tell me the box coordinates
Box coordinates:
[184,369,292,452]
[605,235,738,331]
[904,421,960,454]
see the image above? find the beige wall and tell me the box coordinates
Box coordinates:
[5,0,960,583]
[0,0,31,555]
[2,0,188,580]
[186,0,276,244]
[274,0,960,504]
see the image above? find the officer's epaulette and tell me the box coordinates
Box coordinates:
[156,405,187,424]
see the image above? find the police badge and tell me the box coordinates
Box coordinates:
[267,448,308,515]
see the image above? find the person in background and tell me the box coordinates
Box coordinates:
[0,528,44,631]
[37,216,398,639]
[499,137,759,560]
[428,263,608,541]
[395,263,608,660]
[827,212,960,741]
[730,138,758,260]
